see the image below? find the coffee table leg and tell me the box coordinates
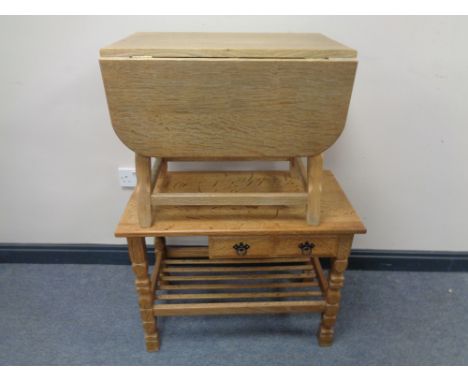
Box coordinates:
[127,237,159,352]
[317,235,353,346]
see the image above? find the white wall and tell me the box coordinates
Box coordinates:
[0,16,467,250]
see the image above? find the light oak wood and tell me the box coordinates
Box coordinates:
[163,257,316,264]
[208,235,337,258]
[154,170,305,194]
[100,32,357,59]
[166,246,209,258]
[147,165,319,223]
[150,158,164,192]
[115,171,366,237]
[157,291,322,301]
[135,154,152,227]
[101,33,358,227]
[312,257,329,292]
[290,157,307,189]
[150,248,162,294]
[103,33,364,351]
[166,157,291,161]
[160,272,315,282]
[307,155,323,225]
[150,237,165,293]
[153,300,326,316]
[127,237,159,352]
[147,170,310,222]
[100,58,357,158]
[159,282,319,291]
[152,192,307,206]
[153,162,168,193]
[100,33,357,226]
[152,248,326,320]
[162,264,314,273]
[317,235,353,347]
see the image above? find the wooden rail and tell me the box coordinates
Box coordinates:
[153,300,326,316]
[152,192,307,206]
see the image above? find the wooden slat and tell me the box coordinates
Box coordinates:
[159,281,319,291]
[160,272,314,282]
[157,291,323,300]
[152,192,307,206]
[162,264,315,273]
[312,257,328,292]
[163,257,312,265]
[152,300,326,316]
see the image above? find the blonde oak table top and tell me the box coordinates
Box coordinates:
[115,170,366,238]
[100,32,357,59]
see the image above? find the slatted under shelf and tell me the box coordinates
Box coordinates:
[152,247,327,317]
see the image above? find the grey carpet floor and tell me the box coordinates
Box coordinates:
[0,264,467,365]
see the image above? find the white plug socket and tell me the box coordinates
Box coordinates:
[118,167,137,188]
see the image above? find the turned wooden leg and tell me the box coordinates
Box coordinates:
[317,235,353,346]
[127,237,159,352]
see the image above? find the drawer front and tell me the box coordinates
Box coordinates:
[208,235,338,259]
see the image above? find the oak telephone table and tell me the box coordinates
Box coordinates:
[100,33,366,351]
[114,169,366,351]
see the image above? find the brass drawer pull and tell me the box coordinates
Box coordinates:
[233,242,250,256]
[298,241,315,256]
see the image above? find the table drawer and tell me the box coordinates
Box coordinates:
[208,235,338,259]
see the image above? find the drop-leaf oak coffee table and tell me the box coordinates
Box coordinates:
[100,33,366,351]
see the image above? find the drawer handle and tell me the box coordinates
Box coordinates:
[233,242,250,256]
[298,241,315,256]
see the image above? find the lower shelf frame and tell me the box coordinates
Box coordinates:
[126,235,354,352]
[152,246,328,317]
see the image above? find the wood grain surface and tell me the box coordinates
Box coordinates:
[100,58,357,158]
[115,170,366,237]
[208,234,337,258]
[100,32,357,59]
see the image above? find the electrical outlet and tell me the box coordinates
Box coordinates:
[118,167,136,187]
